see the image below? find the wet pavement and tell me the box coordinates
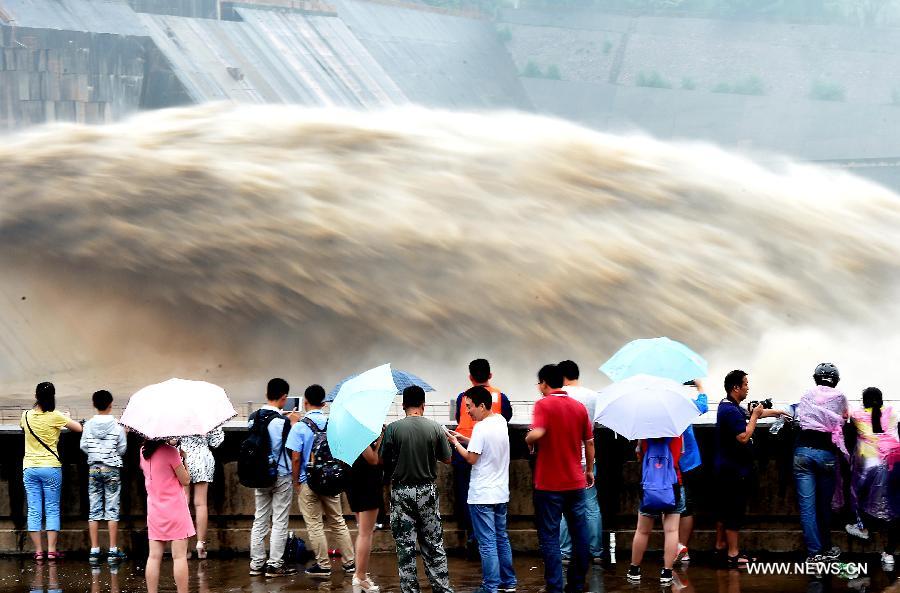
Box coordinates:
[5,554,899,593]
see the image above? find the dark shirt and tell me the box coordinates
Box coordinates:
[380,415,451,486]
[715,397,754,478]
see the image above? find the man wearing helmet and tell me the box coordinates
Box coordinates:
[793,363,849,562]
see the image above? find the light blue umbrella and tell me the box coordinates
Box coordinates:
[600,337,708,384]
[326,369,433,402]
[327,363,399,465]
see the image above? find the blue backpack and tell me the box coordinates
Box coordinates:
[641,438,678,513]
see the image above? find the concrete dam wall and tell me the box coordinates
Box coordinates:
[0,0,153,127]
[3,0,899,188]
[0,0,529,128]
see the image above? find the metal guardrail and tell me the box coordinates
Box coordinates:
[0,405,131,425]
[5,398,896,429]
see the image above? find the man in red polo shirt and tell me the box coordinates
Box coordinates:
[525,364,594,593]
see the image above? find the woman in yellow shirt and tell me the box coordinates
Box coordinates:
[20,382,83,560]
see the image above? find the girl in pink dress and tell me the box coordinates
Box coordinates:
[140,440,195,593]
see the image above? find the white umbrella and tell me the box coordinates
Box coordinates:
[119,378,237,440]
[594,374,700,440]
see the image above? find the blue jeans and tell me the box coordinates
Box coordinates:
[88,465,122,522]
[794,446,837,556]
[470,503,516,593]
[534,489,590,593]
[559,486,602,558]
[23,467,62,532]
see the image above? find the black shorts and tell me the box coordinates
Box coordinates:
[715,472,748,530]
[681,467,701,518]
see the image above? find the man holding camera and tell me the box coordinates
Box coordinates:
[714,370,784,568]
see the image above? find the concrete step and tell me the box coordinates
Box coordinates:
[0,527,891,556]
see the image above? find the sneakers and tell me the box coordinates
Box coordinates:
[497,586,517,593]
[249,565,266,576]
[675,543,690,564]
[305,564,332,578]
[107,550,127,563]
[846,523,870,540]
[626,564,641,582]
[342,561,357,573]
[88,551,103,564]
[561,556,570,566]
[882,552,895,568]
[822,546,841,561]
[266,564,298,578]
[659,568,674,585]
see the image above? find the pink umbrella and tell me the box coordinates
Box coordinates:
[119,378,237,440]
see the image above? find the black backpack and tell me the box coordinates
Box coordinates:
[302,417,351,496]
[282,531,313,564]
[238,409,289,488]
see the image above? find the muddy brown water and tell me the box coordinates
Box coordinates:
[5,104,900,403]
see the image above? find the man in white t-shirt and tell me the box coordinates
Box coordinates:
[448,386,517,593]
[557,360,604,564]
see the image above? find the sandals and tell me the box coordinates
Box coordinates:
[33,552,44,562]
[46,551,64,561]
[727,551,756,568]
[352,575,380,593]
[196,541,208,560]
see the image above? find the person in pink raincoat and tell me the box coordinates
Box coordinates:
[793,363,848,562]
[844,387,900,568]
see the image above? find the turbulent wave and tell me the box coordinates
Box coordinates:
[1,103,899,402]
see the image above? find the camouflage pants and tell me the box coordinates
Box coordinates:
[390,483,454,593]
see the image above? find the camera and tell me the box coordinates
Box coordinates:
[747,398,773,412]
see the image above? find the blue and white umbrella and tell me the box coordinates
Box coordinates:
[326,369,434,402]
